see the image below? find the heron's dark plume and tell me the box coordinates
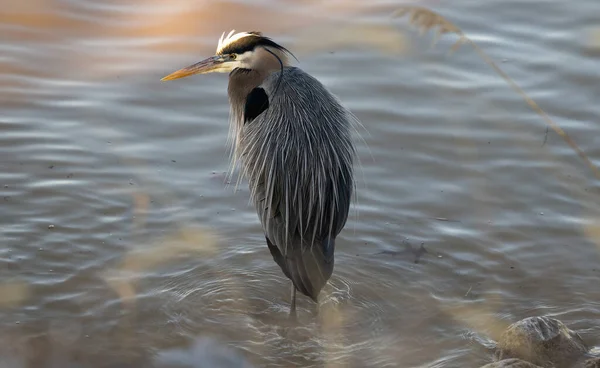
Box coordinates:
[217,31,295,60]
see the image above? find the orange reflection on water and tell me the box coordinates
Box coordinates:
[1,0,421,82]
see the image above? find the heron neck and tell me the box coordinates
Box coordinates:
[228,68,270,121]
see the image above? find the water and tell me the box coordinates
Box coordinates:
[1,0,600,367]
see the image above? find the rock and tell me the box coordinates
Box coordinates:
[497,316,588,367]
[481,358,543,367]
[583,357,600,368]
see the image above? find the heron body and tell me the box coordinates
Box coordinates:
[162,31,356,316]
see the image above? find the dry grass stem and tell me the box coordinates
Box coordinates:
[582,218,600,253]
[132,192,150,229]
[443,299,509,342]
[0,280,30,308]
[465,285,472,297]
[393,6,600,181]
[102,226,220,308]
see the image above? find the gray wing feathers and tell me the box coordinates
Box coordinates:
[238,67,354,298]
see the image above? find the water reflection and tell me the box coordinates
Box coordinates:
[1,0,600,367]
[154,336,256,368]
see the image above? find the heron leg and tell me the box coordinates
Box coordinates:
[289,283,297,319]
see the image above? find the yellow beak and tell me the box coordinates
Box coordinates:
[161,55,226,81]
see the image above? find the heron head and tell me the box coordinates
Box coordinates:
[161,31,293,81]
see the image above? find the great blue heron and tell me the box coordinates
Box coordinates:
[161,31,356,318]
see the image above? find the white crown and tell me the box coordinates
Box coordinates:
[216,30,257,54]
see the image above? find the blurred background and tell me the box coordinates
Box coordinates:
[1,0,600,367]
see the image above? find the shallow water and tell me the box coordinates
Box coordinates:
[1,0,600,367]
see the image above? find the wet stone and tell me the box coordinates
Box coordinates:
[481,358,543,368]
[497,316,588,368]
[583,357,600,368]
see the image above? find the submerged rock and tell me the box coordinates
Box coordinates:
[497,316,588,367]
[481,358,543,368]
[583,357,600,368]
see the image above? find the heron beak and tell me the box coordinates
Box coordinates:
[161,55,227,81]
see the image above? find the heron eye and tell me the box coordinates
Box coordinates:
[230,54,237,60]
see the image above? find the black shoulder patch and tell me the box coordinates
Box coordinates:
[244,87,269,124]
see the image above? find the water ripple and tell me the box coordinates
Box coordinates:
[1,0,599,367]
